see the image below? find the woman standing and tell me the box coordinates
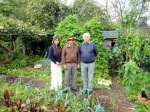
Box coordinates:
[49,37,62,90]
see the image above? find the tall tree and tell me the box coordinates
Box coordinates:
[26,0,69,30]
[111,0,150,27]
[0,0,15,16]
[0,0,28,22]
[70,0,112,29]
[10,0,29,22]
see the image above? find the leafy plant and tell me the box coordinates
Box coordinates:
[119,60,150,100]
[0,66,7,74]
[0,79,105,111]
[134,101,150,112]
[114,27,149,69]
[54,15,82,47]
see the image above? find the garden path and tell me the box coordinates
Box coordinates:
[94,77,134,112]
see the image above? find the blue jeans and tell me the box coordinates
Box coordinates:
[81,62,95,91]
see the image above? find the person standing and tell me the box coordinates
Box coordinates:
[61,36,80,93]
[79,33,98,94]
[49,37,62,90]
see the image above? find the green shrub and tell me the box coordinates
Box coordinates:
[54,15,82,47]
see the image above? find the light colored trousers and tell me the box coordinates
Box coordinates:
[81,62,95,91]
[64,63,77,90]
[50,61,62,90]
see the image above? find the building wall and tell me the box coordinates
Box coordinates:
[104,40,112,51]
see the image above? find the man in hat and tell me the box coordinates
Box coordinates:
[61,36,80,93]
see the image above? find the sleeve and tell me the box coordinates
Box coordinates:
[77,47,80,63]
[61,46,66,64]
[78,45,81,55]
[94,44,98,57]
[48,46,56,64]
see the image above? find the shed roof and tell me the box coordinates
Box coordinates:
[139,21,148,27]
[103,30,118,39]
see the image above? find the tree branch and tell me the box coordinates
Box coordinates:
[0,44,10,52]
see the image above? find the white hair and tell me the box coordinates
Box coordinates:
[83,32,90,38]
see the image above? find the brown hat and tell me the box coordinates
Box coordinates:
[66,37,76,41]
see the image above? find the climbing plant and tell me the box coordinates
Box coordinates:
[0,14,45,41]
[54,15,82,47]
[0,14,45,56]
[82,17,110,87]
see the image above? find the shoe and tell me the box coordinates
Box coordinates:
[86,91,93,95]
[71,88,78,91]
[63,90,68,93]
[85,90,87,94]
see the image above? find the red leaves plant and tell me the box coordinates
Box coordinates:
[3,89,10,107]
[3,90,44,112]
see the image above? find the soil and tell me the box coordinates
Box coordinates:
[94,77,134,112]
[0,74,134,112]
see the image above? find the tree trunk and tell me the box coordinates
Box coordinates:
[0,44,10,60]
[10,40,14,50]
[126,51,128,62]
[22,39,26,55]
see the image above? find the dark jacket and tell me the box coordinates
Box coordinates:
[79,42,98,63]
[49,45,61,64]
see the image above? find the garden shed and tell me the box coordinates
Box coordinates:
[138,17,150,37]
[103,30,118,51]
